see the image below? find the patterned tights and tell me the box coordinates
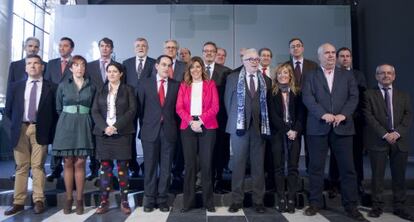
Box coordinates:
[99,160,129,202]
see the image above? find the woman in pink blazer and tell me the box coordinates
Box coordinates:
[176,56,219,212]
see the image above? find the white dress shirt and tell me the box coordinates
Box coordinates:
[246,72,258,92]
[321,66,334,92]
[190,81,203,116]
[23,77,43,122]
[157,74,168,96]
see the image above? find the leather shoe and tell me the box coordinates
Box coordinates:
[86,172,98,181]
[120,201,131,214]
[46,172,61,182]
[180,208,191,213]
[276,198,286,213]
[345,207,368,221]
[95,201,109,214]
[206,206,216,212]
[4,204,24,215]
[304,206,320,216]
[286,199,295,214]
[143,204,154,213]
[367,207,382,218]
[158,203,170,212]
[394,208,414,221]
[253,203,265,213]
[228,203,242,213]
[33,201,45,214]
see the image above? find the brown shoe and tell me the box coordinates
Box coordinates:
[95,201,109,214]
[63,198,73,214]
[33,201,45,214]
[76,200,84,215]
[120,201,131,214]
[4,204,24,215]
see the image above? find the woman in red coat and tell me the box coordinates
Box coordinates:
[176,56,219,212]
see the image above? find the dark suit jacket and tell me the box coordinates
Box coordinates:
[122,56,156,91]
[91,83,137,136]
[211,63,232,129]
[5,79,58,148]
[363,87,412,152]
[87,59,115,90]
[224,69,272,134]
[138,75,180,143]
[285,58,318,88]
[7,59,47,86]
[302,67,359,136]
[44,58,72,84]
[268,90,305,135]
[173,60,186,82]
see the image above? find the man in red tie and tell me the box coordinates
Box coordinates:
[138,55,180,213]
[258,48,274,79]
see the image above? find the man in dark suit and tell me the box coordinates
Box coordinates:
[202,41,231,193]
[43,37,74,181]
[363,64,413,221]
[328,47,368,197]
[302,43,366,221]
[225,48,272,213]
[86,37,115,180]
[215,47,228,67]
[284,38,318,171]
[138,55,180,213]
[163,40,186,181]
[4,55,58,216]
[123,37,156,177]
[7,37,47,86]
[179,47,191,64]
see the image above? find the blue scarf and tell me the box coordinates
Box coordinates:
[236,68,271,136]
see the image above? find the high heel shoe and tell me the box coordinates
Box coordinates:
[96,201,109,214]
[120,201,131,214]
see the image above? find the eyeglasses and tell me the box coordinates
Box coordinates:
[290,44,303,49]
[203,50,217,54]
[243,58,260,63]
[165,46,177,50]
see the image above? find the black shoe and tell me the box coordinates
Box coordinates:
[206,206,216,212]
[129,171,140,178]
[46,172,61,182]
[304,206,320,216]
[394,208,414,221]
[86,172,98,181]
[158,203,170,212]
[367,207,382,218]
[143,204,155,213]
[276,198,286,213]
[10,174,15,181]
[253,203,265,213]
[228,203,242,213]
[328,187,338,199]
[286,199,295,214]
[345,207,368,222]
[180,208,191,213]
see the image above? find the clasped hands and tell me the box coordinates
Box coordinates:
[190,120,203,133]
[104,125,118,136]
[321,113,346,127]
[286,130,297,141]
[384,132,400,144]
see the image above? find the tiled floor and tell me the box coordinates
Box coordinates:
[0,206,413,222]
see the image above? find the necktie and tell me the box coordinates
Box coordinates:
[137,58,143,78]
[168,62,174,79]
[159,79,165,107]
[28,80,39,122]
[61,59,67,75]
[262,67,267,77]
[101,60,107,81]
[294,61,301,85]
[383,87,393,131]
[206,65,211,78]
[249,74,256,97]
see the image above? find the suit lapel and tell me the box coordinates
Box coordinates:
[330,68,340,94]
[38,80,50,110]
[102,84,109,118]
[151,76,162,107]
[316,68,330,93]
[374,87,388,114]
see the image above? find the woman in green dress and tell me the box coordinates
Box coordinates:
[52,55,95,215]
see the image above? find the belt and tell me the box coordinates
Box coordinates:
[22,121,36,125]
[62,105,90,114]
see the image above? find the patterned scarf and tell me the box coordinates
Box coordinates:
[236,68,271,136]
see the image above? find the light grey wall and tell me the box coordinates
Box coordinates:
[51,5,351,68]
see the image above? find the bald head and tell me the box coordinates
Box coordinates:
[317,43,336,70]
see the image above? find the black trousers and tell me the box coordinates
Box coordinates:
[142,125,175,205]
[307,131,358,209]
[271,133,301,199]
[181,127,216,209]
[369,147,408,210]
[212,128,230,180]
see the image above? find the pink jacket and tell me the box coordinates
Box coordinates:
[176,80,219,129]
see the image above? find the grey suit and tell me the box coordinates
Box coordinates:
[224,69,272,205]
[87,59,115,90]
[363,87,412,210]
[44,58,72,84]
[302,67,359,209]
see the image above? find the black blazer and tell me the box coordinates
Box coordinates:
[87,59,115,90]
[211,63,232,129]
[44,57,72,84]
[137,75,180,143]
[268,90,305,135]
[5,79,58,148]
[363,87,412,152]
[7,59,47,86]
[286,58,318,88]
[302,67,359,136]
[122,56,156,91]
[91,83,137,136]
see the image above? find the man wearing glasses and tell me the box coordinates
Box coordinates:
[224,48,272,213]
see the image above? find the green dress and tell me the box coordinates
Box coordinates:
[52,77,96,156]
